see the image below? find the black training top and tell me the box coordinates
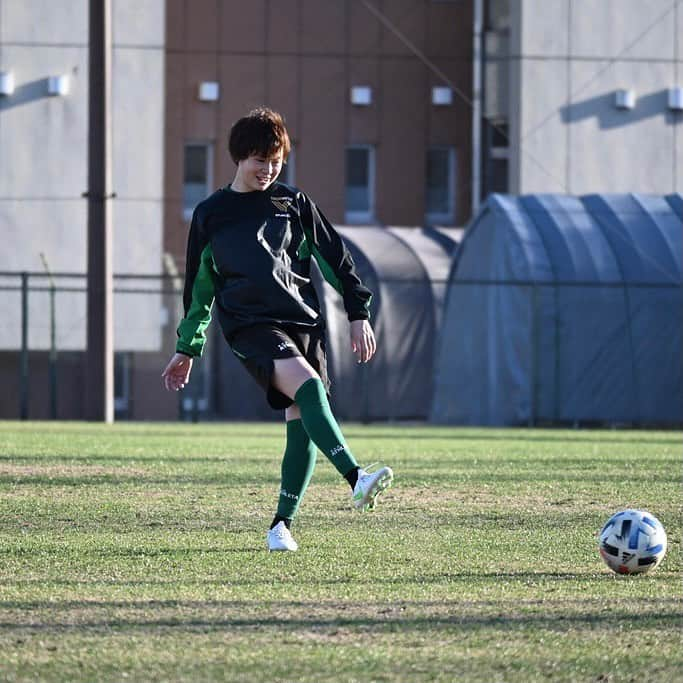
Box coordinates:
[176,182,372,357]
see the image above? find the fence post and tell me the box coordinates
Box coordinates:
[530,284,538,427]
[361,362,370,424]
[41,254,58,419]
[20,272,29,420]
[554,283,561,422]
[191,376,200,423]
[49,283,57,419]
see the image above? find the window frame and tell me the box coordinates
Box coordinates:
[344,144,375,225]
[425,146,457,225]
[182,141,214,221]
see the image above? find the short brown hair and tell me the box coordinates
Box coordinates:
[228,107,291,164]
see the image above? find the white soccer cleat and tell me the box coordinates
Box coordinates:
[267,521,298,552]
[352,465,394,511]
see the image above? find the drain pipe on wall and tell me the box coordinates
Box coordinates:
[471,0,483,217]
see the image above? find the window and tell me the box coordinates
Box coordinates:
[278,146,295,186]
[345,145,375,224]
[485,0,510,32]
[183,143,213,220]
[425,147,456,224]
[484,119,509,196]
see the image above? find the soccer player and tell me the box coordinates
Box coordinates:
[162,107,393,552]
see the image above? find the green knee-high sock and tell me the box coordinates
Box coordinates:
[294,378,358,477]
[276,418,318,520]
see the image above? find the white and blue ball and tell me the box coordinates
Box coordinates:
[598,509,667,575]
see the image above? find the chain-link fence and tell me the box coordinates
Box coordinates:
[1,272,680,425]
[0,271,215,421]
[431,279,682,426]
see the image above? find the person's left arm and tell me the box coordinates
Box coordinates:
[297,193,376,363]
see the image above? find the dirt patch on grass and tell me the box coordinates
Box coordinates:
[0,464,148,478]
[299,483,599,516]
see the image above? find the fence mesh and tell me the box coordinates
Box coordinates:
[0,272,680,425]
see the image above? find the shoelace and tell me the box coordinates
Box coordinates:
[361,462,380,475]
[272,524,288,539]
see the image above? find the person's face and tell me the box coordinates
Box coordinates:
[234,150,284,192]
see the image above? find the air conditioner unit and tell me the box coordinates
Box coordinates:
[614,89,635,110]
[198,81,220,102]
[0,71,15,96]
[432,86,453,106]
[350,86,372,106]
[47,75,70,96]
[668,87,683,111]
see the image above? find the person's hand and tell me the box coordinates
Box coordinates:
[350,319,376,364]
[162,353,194,391]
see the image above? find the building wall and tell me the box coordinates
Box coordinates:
[0,0,166,353]
[0,1,168,420]
[508,0,683,194]
[164,0,473,268]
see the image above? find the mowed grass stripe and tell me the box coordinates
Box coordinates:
[0,422,680,682]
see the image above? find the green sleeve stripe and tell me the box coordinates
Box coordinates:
[296,235,311,260]
[176,243,215,357]
[311,245,344,296]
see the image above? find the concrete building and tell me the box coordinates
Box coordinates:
[2,1,679,421]
[162,0,474,421]
[483,0,683,195]
[163,0,474,267]
[0,1,171,419]
[0,0,474,421]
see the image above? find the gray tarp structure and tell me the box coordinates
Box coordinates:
[319,226,460,421]
[215,226,460,421]
[431,194,682,426]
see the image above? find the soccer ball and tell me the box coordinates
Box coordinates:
[598,509,667,575]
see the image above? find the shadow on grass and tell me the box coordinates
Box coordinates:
[0,472,280,487]
[1,595,678,611]
[1,570,677,589]
[0,453,262,465]
[2,452,682,469]
[0,469,677,486]
[0,602,680,634]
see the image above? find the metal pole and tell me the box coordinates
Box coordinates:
[20,272,29,420]
[40,253,58,419]
[530,284,538,427]
[85,0,114,422]
[49,284,57,419]
[471,0,484,216]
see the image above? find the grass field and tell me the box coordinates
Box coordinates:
[0,421,680,682]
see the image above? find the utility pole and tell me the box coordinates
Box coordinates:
[472,0,483,217]
[85,0,114,422]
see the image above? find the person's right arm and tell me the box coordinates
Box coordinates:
[162,210,215,391]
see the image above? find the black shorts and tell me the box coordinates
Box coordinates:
[228,323,330,410]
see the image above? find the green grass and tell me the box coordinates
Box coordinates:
[0,422,680,682]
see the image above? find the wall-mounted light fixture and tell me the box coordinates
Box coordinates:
[350,86,372,106]
[0,71,15,96]
[668,87,683,111]
[198,81,219,102]
[614,89,635,110]
[432,86,453,106]
[47,75,70,96]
